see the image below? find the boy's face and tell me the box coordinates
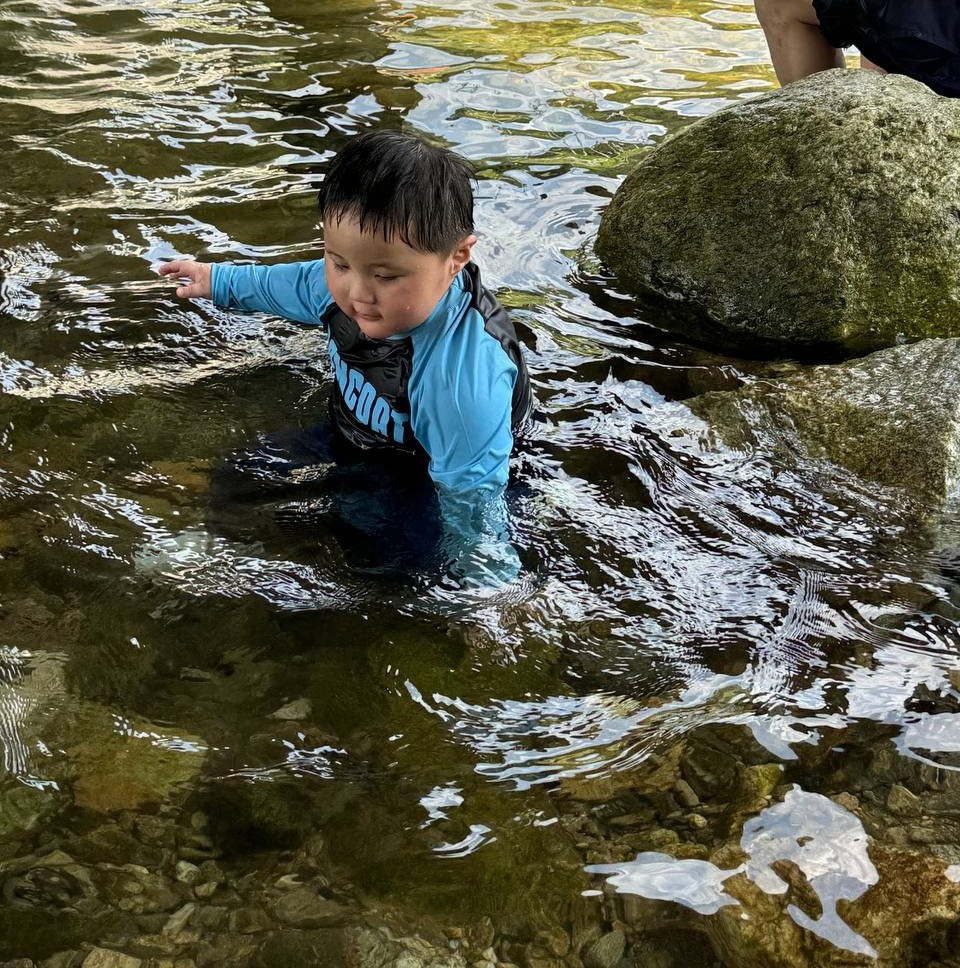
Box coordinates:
[323,215,476,340]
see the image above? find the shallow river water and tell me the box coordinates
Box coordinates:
[3,1,960,966]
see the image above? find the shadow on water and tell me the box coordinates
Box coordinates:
[583,270,855,366]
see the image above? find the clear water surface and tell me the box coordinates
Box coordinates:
[1,1,958,964]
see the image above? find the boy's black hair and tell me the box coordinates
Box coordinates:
[319,130,475,254]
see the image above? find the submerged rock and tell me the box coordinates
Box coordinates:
[200,778,327,853]
[272,889,345,928]
[0,650,204,829]
[341,925,468,968]
[65,715,204,815]
[689,338,960,503]
[81,950,142,968]
[270,698,312,722]
[597,70,960,352]
[582,930,625,968]
[706,829,960,968]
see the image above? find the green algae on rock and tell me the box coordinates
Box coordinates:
[689,338,960,503]
[597,70,960,353]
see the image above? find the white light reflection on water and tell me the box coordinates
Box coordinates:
[898,712,960,764]
[221,740,349,782]
[133,525,360,611]
[431,823,495,858]
[841,641,960,768]
[404,675,724,788]
[387,0,771,126]
[741,789,878,957]
[402,671,837,790]
[0,648,64,791]
[588,788,879,957]
[0,309,328,398]
[586,851,744,914]
[419,783,465,826]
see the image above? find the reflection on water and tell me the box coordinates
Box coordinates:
[741,790,878,957]
[588,788,879,953]
[586,851,744,915]
[2,0,960,962]
[0,647,64,790]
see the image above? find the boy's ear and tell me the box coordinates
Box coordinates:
[449,234,477,274]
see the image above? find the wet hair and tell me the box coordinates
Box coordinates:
[318,130,475,255]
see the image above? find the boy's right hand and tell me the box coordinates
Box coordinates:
[159,260,213,300]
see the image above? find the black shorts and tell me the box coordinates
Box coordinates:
[813,0,960,96]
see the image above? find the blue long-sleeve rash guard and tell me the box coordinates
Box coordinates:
[211,258,533,584]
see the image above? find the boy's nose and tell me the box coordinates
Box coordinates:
[349,277,375,304]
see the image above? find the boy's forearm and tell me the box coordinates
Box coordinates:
[424,392,518,586]
[211,261,328,324]
[438,484,520,587]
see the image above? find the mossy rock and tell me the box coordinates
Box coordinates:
[689,338,960,503]
[597,70,960,353]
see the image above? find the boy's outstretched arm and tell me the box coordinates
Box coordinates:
[160,259,331,325]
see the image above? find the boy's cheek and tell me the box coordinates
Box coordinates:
[326,278,346,304]
[323,266,340,295]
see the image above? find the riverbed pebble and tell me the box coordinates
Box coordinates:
[685,813,707,830]
[273,874,303,891]
[41,954,79,968]
[193,905,227,931]
[582,931,625,968]
[888,783,921,817]
[535,929,569,957]
[270,698,312,721]
[175,862,200,885]
[467,917,496,950]
[673,780,700,808]
[162,903,196,937]
[81,950,142,968]
[273,888,344,927]
[229,907,274,934]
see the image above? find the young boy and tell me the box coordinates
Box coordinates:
[160,130,533,585]
[755,0,960,97]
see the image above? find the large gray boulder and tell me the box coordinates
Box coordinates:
[597,70,960,353]
[688,338,960,503]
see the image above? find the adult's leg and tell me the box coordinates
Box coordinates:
[755,0,845,85]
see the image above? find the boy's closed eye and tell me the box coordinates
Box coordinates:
[328,260,397,281]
